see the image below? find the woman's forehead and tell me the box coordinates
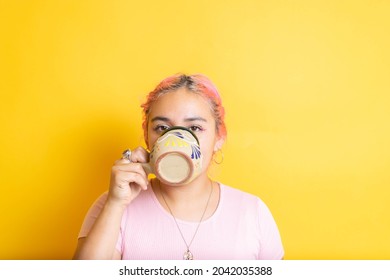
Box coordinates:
[148,89,214,120]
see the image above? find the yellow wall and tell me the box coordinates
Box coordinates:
[1,0,389,259]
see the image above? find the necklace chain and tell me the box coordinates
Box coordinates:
[159,179,213,260]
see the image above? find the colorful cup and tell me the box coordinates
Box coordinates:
[142,126,202,185]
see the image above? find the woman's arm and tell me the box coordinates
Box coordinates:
[73,147,150,260]
[73,199,126,259]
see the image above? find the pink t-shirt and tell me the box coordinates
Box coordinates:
[79,183,284,260]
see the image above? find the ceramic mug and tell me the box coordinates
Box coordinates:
[141,126,203,185]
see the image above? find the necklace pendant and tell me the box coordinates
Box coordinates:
[183,249,193,260]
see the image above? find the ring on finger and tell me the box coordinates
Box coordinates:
[122,149,132,162]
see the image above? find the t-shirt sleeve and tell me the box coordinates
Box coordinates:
[256,199,284,260]
[78,192,108,238]
[78,192,123,254]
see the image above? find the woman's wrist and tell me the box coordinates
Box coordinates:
[105,196,128,213]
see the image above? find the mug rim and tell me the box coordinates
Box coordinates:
[160,126,200,144]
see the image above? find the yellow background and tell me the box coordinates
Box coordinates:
[1,0,389,259]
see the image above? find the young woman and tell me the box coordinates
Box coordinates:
[73,74,284,260]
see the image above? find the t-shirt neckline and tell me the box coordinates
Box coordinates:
[148,181,223,225]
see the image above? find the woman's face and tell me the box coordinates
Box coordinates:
[147,88,224,171]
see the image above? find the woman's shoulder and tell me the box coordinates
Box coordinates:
[218,183,279,226]
[220,183,261,202]
[219,182,268,211]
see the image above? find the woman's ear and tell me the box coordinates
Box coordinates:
[214,136,225,152]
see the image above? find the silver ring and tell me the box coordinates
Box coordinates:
[122,149,132,161]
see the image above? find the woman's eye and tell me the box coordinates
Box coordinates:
[189,126,202,132]
[154,125,169,132]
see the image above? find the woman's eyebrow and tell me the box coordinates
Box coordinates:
[151,116,170,122]
[184,117,207,122]
[151,116,207,122]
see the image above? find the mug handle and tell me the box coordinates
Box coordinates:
[141,163,153,175]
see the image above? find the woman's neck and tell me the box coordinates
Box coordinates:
[152,175,219,222]
[159,175,211,201]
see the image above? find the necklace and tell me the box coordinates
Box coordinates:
[159,179,213,260]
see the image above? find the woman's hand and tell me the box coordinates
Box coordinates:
[107,147,150,207]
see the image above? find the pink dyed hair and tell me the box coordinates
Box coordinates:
[141,73,227,144]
